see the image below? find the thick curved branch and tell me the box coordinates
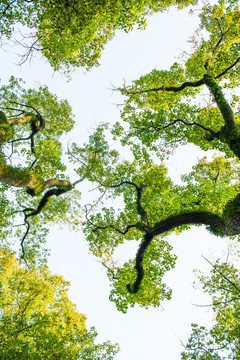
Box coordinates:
[127,232,153,293]
[128,211,226,293]
[151,211,225,237]
[203,74,235,130]
[7,114,36,125]
[0,161,44,194]
[26,187,72,218]
[43,179,71,190]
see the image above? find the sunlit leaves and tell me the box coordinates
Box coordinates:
[108,238,176,313]
[0,0,196,72]
[117,0,240,159]
[182,259,240,359]
[0,248,119,359]
[181,156,240,214]
[0,77,82,262]
[0,77,75,178]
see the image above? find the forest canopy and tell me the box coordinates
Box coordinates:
[0,0,240,358]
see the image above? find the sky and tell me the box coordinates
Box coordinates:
[0,3,235,359]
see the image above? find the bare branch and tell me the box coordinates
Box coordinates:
[0,0,17,20]
[216,57,240,80]
[134,118,217,137]
[84,204,138,235]
[203,256,240,294]
[16,35,43,66]
[193,297,240,308]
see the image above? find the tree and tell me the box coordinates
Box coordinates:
[69,0,240,312]
[0,76,87,262]
[0,247,119,359]
[181,258,240,359]
[0,0,195,72]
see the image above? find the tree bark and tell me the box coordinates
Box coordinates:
[203,74,235,131]
[128,211,226,293]
[0,158,44,194]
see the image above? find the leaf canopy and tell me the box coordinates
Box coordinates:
[0,248,119,359]
[0,0,196,72]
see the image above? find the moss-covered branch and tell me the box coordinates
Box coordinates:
[203,74,235,131]
[0,110,71,194]
[0,156,44,194]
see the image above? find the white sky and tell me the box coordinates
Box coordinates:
[1,3,234,359]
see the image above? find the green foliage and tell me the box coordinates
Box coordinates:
[188,0,240,86]
[181,259,240,359]
[118,0,240,157]
[1,0,240,332]
[0,77,83,263]
[108,238,176,313]
[0,0,196,72]
[0,248,119,359]
[0,77,74,178]
[78,130,240,310]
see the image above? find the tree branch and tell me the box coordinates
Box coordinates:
[127,232,153,293]
[129,78,205,96]
[134,118,217,137]
[203,74,235,130]
[97,180,149,223]
[7,113,45,167]
[215,56,240,80]
[0,0,17,20]
[203,256,240,294]
[126,55,240,101]
[85,204,138,235]
[19,183,75,259]
[127,211,226,293]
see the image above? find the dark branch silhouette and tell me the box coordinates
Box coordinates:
[128,211,226,293]
[85,204,138,235]
[133,118,217,138]
[215,56,240,80]
[0,0,17,20]
[8,113,45,167]
[203,256,240,294]
[125,56,240,97]
[19,185,74,260]
[129,78,205,95]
